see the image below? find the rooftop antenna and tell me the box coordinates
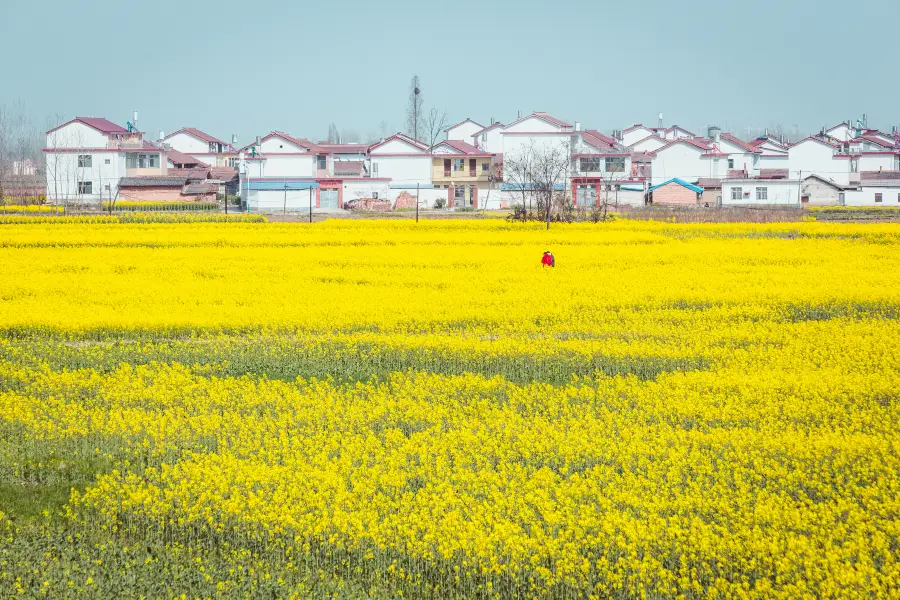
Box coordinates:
[658,112,663,129]
[133,111,138,132]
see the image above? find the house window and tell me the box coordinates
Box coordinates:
[372,163,378,177]
[727,158,734,169]
[580,157,601,171]
[77,181,92,195]
[453,159,465,171]
[851,159,859,173]
[756,187,767,200]
[317,155,326,170]
[731,186,742,200]
[454,185,466,200]
[77,155,92,168]
[605,157,625,173]
[875,193,883,203]
[372,192,378,199]
[481,162,490,172]
[104,158,111,165]
[126,153,159,168]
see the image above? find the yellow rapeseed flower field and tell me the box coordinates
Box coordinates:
[1,218,899,599]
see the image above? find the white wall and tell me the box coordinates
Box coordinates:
[503,116,563,134]
[260,136,307,154]
[370,138,425,154]
[45,151,126,202]
[629,136,666,152]
[47,122,108,150]
[264,155,314,177]
[165,132,209,155]
[788,140,850,185]
[649,144,705,185]
[859,154,897,172]
[446,121,483,146]
[370,156,432,184]
[250,189,315,212]
[386,187,447,208]
[721,180,800,206]
[621,127,654,146]
[343,180,390,202]
[825,124,853,142]
[759,155,789,170]
[477,128,503,153]
[843,186,900,206]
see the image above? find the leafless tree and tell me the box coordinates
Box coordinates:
[529,142,570,229]
[502,143,535,221]
[424,108,448,152]
[405,75,424,142]
[326,123,340,143]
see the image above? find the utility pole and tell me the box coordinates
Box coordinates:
[416,183,419,223]
[309,187,313,223]
[798,170,802,208]
[283,182,287,215]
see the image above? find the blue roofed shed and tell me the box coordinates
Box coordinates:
[648,178,705,206]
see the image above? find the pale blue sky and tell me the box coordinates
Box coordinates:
[2,0,898,144]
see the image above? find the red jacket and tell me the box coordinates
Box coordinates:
[541,253,554,267]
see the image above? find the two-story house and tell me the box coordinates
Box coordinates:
[163,128,229,166]
[431,140,495,209]
[570,130,639,207]
[368,133,434,207]
[444,119,485,146]
[44,116,168,203]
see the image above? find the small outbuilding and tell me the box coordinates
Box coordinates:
[648,178,704,206]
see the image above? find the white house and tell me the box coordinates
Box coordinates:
[787,137,854,186]
[843,183,900,206]
[44,116,168,203]
[628,135,667,153]
[444,119,484,146]
[621,125,663,147]
[853,134,900,173]
[661,126,695,141]
[721,179,801,207]
[749,135,790,171]
[368,133,433,203]
[824,122,855,142]
[472,122,504,153]
[500,112,574,159]
[163,128,228,166]
[570,130,637,208]
[648,138,719,185]
[712,133,761,177]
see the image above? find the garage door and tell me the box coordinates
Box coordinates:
[320,188,339,209]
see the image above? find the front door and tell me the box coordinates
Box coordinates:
[320,188,339,209]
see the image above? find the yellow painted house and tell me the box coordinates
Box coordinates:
[431,140,496,209]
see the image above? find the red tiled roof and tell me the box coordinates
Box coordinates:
[854,135,896,149]
[583,129,617,146]
[183,182,218,195]
[652,138,712,155]
[759,169,789,179]
[46,117,129,135]
[696,178,722,188]
[437,140,486,154]
[793,136,838,149]
[166,168,210,181]
[861,170,900,181]
[208,166,238,181]
[166,149,209,167]
[719,133,760,153]
[504,111,572,130]
[316,143,370,154]
[333,161,365,176]
[473,122,504,135]
[243,132,325,153]
[727,169,748,178]
[368,133,429,153]
[631,152,653,162]
[444,118,484,132]
[623,124,652,134]
[666,125,696,136]
[168,127,224,145]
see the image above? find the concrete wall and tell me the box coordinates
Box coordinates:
[260,136,307,154]
[250,189,315,212]
[476,128,503,153]
[370,138,424,154]
[118,187,186,201]
[801,178,843,206]
[843,186,900,206]
[722,180,800,206]
[651,182,701,206]
[503,116,563,134]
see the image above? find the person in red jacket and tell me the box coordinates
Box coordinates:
[541,251,555,268]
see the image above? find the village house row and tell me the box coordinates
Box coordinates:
[42,112,900,210]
